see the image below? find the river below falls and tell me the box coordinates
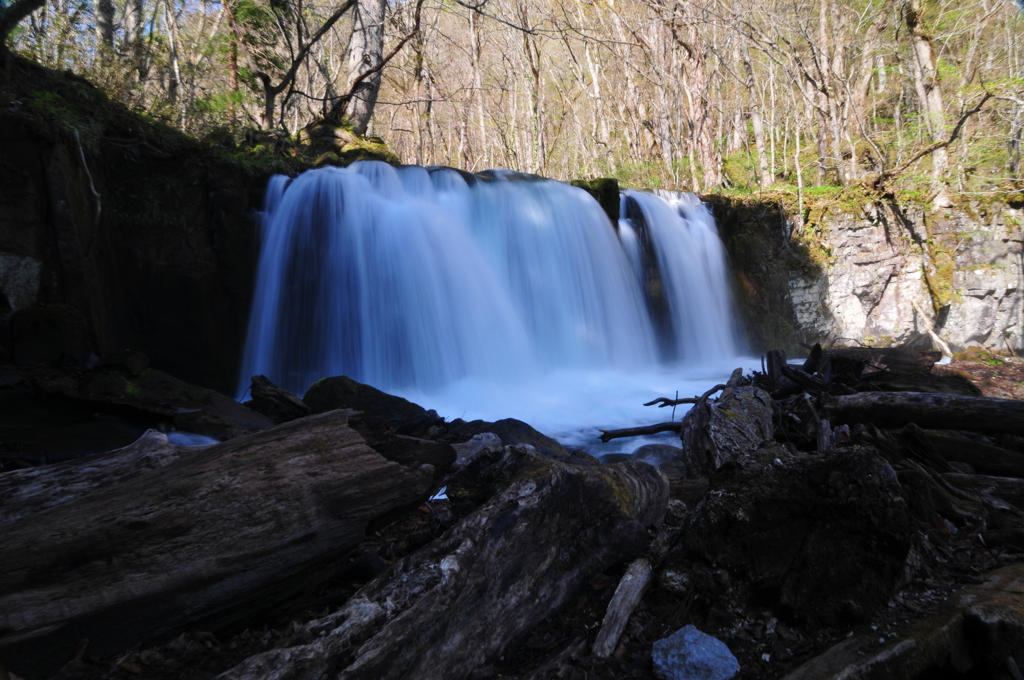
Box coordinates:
[391,356,761,457]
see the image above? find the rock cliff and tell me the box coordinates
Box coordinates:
[712,194,1024,355]
[0,60,295,393]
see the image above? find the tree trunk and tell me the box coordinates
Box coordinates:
[343,0,386,135]
[0,0,46,62]
[928,435,1024,478]
[0,411,444,676]
[825,392,1024,436]
[219,446,668,680]
[681,385,775,475]
[123,0,144,52]
[95,0,114,48]
[906,0,948,179]
[740,38,769,187]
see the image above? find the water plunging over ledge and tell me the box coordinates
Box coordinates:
[239,161,750,450]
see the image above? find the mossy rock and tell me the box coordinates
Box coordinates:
[570,177,620,222]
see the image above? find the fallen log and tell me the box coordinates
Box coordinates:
[599,421,682,443]
[0,410,442,676]
[943,474,1024,511]
[643,383,724,408]
[819,347,941,374]
[825,392,1024,437]
[681,386,774,475]
[592,558,654,658]
[927,435,1024,478]
[219,446,669,680]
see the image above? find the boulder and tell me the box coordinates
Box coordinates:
[450,432,503,470]
[303,375,440,436]
[446,417,569,460]
[634,444,691,480]
[686,445,912,627]
[652,625,739,680]
[247,375,311,424]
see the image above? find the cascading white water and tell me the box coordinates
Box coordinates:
[239,161,748,447]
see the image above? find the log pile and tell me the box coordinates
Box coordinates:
[0,410,445,675]
[5,354,1024,680]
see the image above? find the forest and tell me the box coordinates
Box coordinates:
[3,0,1023,197]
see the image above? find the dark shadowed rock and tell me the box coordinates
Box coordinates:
[634,444,690,480]
[686,445,912,627]
[303,375,439,435]
[35,365,274,440]
[369,434,455,483]
[248,375,311,424]
[218,446,669,680]
[446,417,569,459]
[97,350,151,376]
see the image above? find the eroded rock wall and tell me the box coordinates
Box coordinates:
[789,201,1023,352]
[712,194,1024,354]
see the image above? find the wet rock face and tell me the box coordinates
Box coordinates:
[0,99,267,394]
[686,445,912,627]
[247,375,310,424]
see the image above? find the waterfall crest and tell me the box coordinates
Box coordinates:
[239,161,741,404]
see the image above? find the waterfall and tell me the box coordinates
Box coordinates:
[239,161,745,442]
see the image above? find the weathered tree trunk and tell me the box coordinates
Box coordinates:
[123,0,144,49]
[944,474,1024,511]
[95,0,114,49]
[592,558,653,658]
[905,0,948,181]
[740,38,769,187]
[825,392,1024,436]
[681,386,774,475]
[343,0,386,135]
[0,410,443,676]
[219,446,669,680]
[928,435,1024,478]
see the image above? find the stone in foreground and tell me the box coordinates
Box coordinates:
[652,625,739,680]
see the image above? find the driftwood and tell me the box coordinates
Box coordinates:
[943,474,1024,511]
[599,421,682,443]
[219,447,669,680]
[0,410,443,675]
[592,558,653,658]
[766,349,788,389]
[927,435,1024,478]
[825,392,1024,436]
[643,384,725,408]
[681,386,774,475]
